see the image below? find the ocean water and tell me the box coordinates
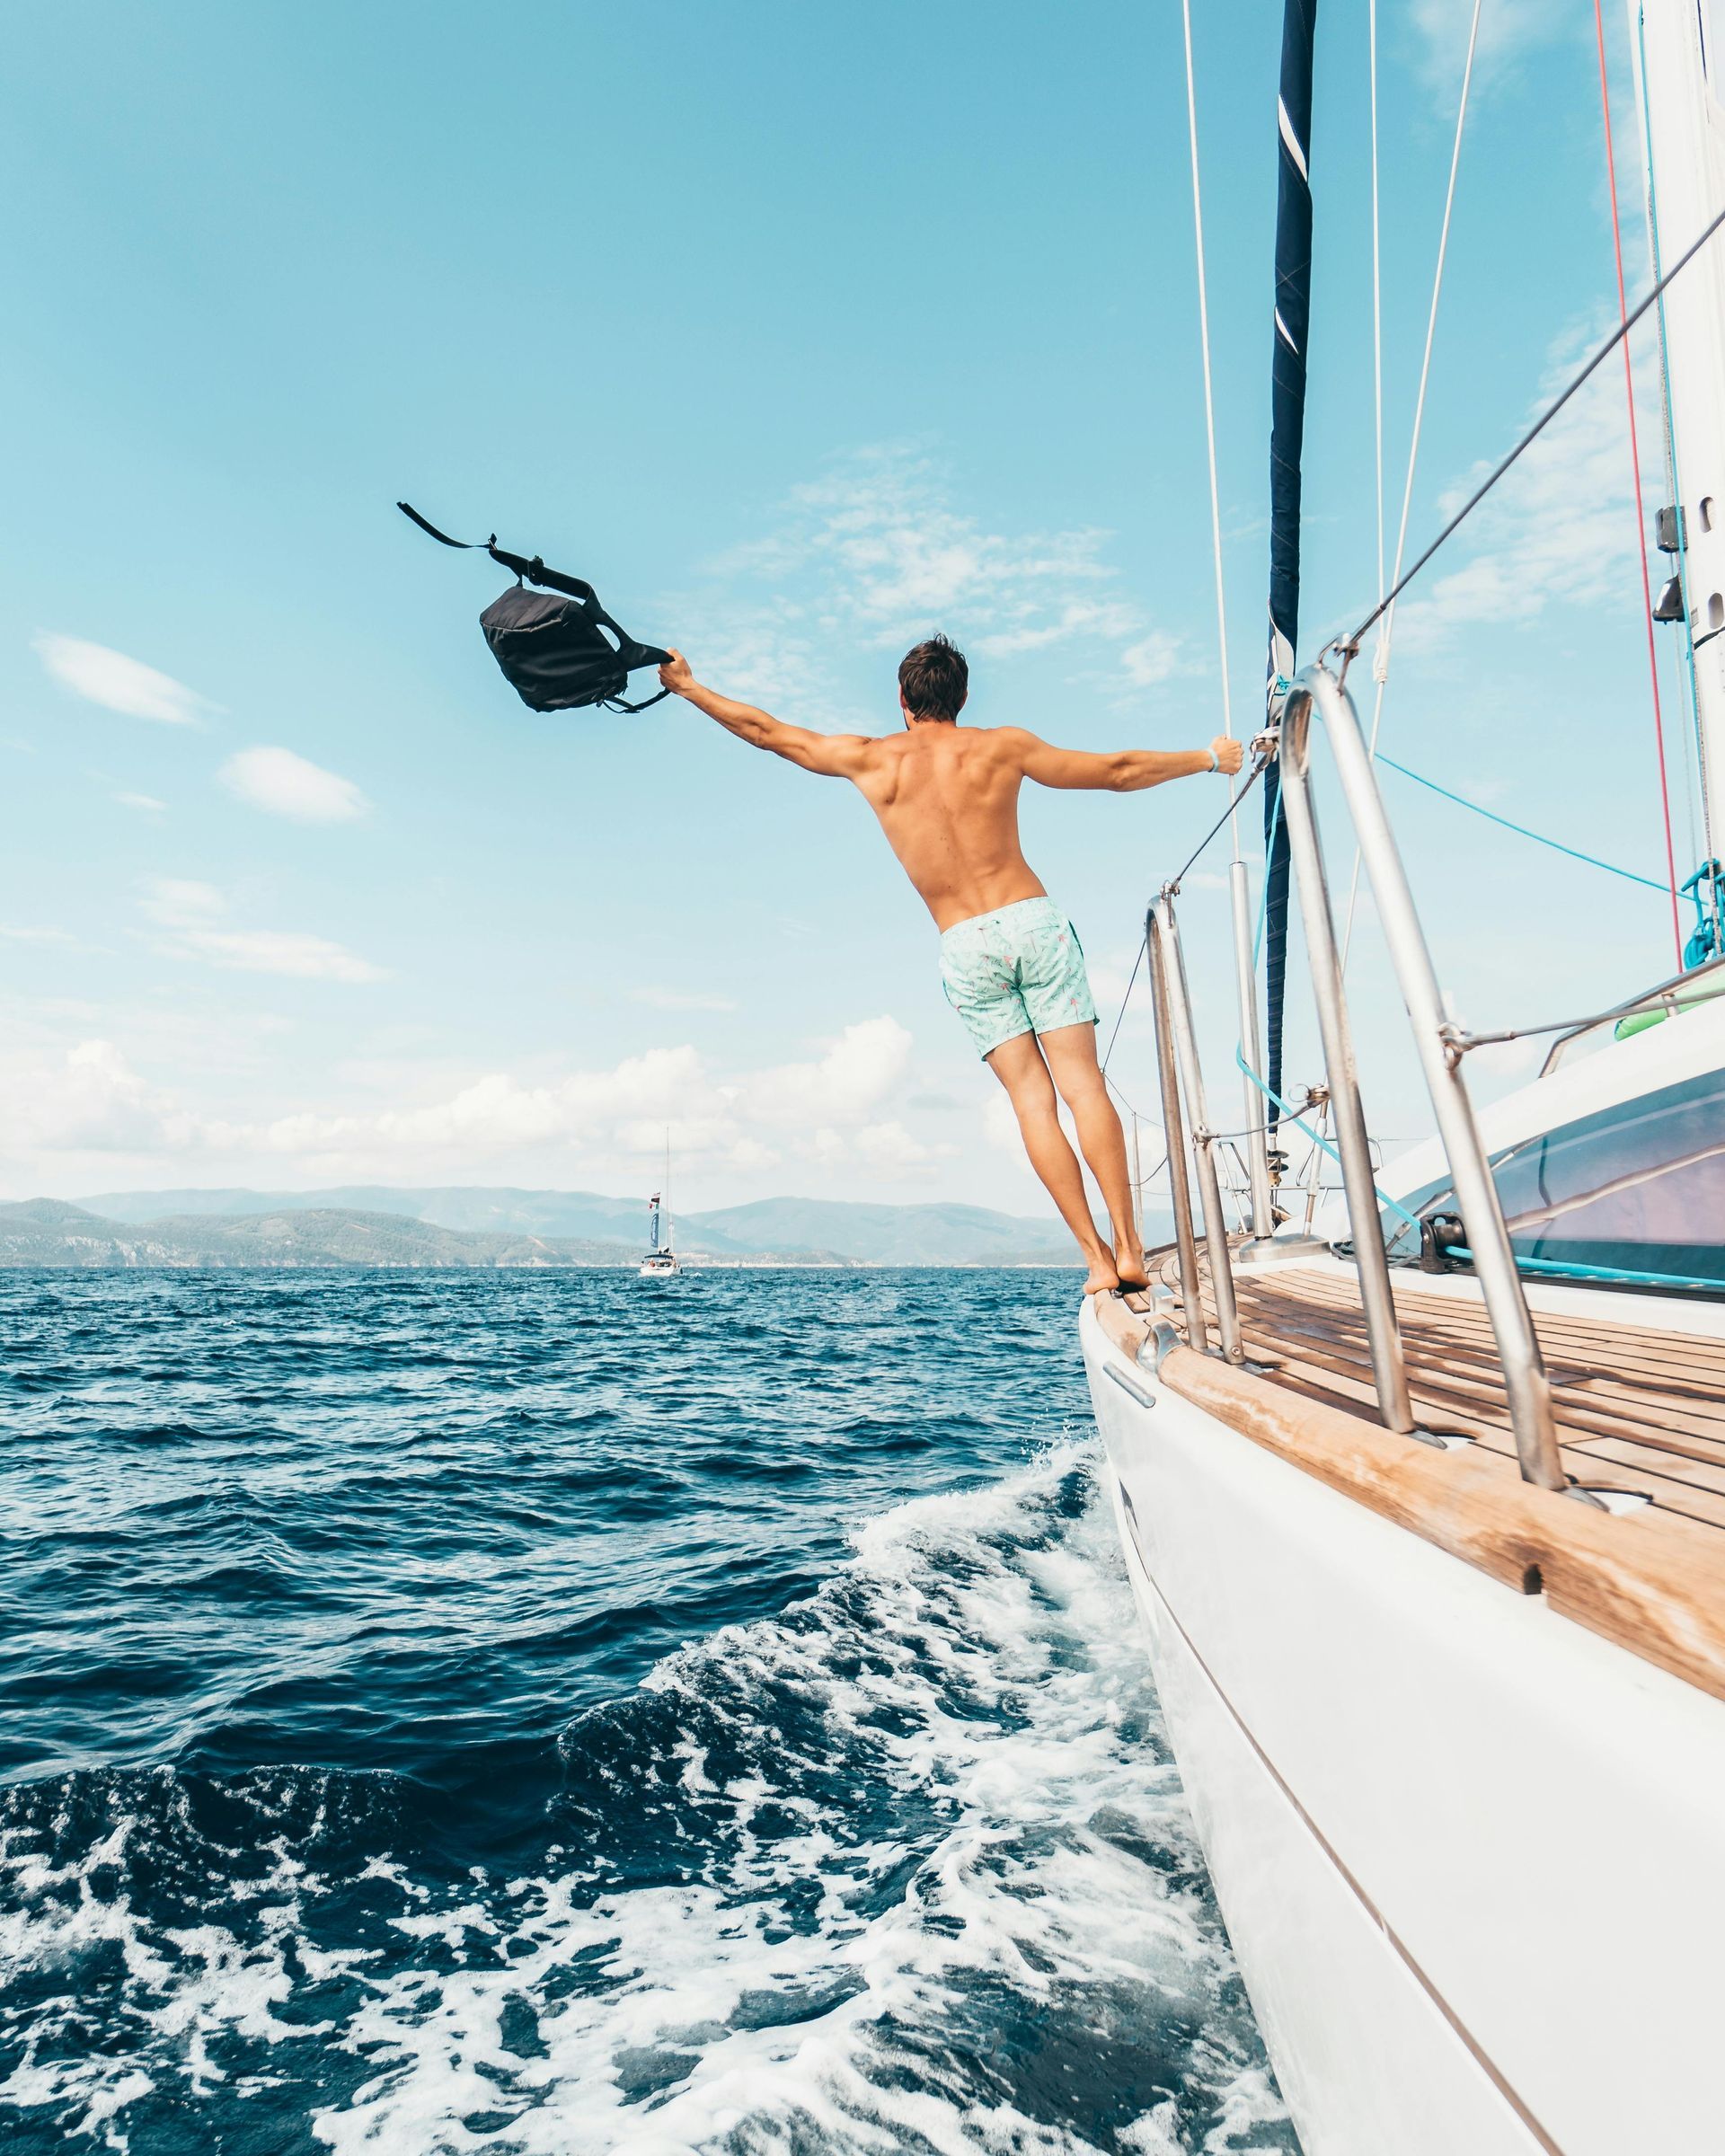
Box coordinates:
[0,1268,1296,2155]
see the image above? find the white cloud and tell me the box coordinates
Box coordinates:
[983,1090,1025,1156]
[137,877,385,983]
[852,1118,943,1171]
[183,931,384,982]
[1409,0,1571,97]
[629,986,739,1012]
[34,634,209,725]
[61,1016,919,1181]
[687,446,1183,700]
[220,746,369,824]
[1119,632,1186,688]
[1,923,80,947]
[975,596,1142,661]
[140,879,226,929]
[114,791,166,814]
[742,1016,913,1127]
[1389,313,1651,656]
[757,448,1113,635]
[6,1040,195,1154]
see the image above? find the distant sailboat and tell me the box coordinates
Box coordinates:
[638,1133,682,1278]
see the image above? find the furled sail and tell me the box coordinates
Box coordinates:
[1263,0,1317,1133]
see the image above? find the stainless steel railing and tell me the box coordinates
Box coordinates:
[1284,662,1565,1489]
[1144,657,1569,1493]
[1147,890,1243,1364]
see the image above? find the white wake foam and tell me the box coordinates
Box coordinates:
[314,1441,1290,2154]
[0,1441,1293,2154]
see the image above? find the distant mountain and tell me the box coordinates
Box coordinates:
[0,1200,641,1270]
[75,1183,724,1248]
[685,1197,1079,1267]
[73,1186,1119,1266]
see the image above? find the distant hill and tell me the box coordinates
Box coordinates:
[73,1186,1120,1267]
[686,1197,1078,1267]
[0,1199,641,1270]
[75,1183,709,1247]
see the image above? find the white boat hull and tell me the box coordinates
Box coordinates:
[1080,1296,1725,2156]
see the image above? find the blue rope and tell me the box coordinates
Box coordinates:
[1452,1246,1722,1295]
[1233,1047,1425,1231]
[1375,755,1669,893]
[1252,782,1283,965]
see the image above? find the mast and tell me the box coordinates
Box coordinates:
[1262,0,1318,1144]
[1628,0,1725,958]
[664,1129,674,1254]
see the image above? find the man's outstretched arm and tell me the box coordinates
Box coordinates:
[659,651,872,780]
[1010,729,1245,791]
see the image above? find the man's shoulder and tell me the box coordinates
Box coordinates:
[963,723,1038,761]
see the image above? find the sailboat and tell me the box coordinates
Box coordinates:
[1081,7,1725,2153]
[638,1134,682,1278]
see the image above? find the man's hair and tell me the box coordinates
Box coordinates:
[898,634,969,722]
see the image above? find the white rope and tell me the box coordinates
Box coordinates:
[1341,0,1484,968]
[1179,0,1241,860]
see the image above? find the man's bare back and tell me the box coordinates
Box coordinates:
[656,651,1239,932]
[656,634,1243,1294]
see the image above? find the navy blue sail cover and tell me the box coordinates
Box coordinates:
[1262,0,1317,1136]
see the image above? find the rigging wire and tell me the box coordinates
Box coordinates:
[1375,752,1672,892]
[1100,937,1146,1073]
[1595,0,1685,965]
[1339,198,1725,652]
[1178,0,1242,859]
[1339,0,1482,970]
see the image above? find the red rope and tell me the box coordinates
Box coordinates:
[1594,0,1685,966]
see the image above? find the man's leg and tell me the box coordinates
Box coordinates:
[985,1030,1119,1294]
[1037,1022,1145,1287]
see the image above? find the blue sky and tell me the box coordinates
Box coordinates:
[0,0,1694,1216]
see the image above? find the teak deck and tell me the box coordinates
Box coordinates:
[1094,1250,1725,1702]
[1181,1256,1725,1538]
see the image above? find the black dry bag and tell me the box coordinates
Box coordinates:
[399,502,672,714]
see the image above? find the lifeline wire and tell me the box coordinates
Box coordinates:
[1100,937,1147,1073]
[1340,198,1725,652]
[1594,0,1684,964]
[1170,755,1269,891]
[1375,753,1671,893]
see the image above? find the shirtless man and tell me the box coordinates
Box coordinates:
[658,633,1244,1294]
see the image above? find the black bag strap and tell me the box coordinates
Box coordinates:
[398,501,488,550]
[398,502,673,689]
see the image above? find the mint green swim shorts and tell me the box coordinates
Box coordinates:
[939,895,1098,1059]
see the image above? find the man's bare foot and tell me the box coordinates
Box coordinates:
[1114,1243,1151,1292]
[1083,1256,1122,1295]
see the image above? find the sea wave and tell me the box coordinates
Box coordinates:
[0,1436,1291,2154]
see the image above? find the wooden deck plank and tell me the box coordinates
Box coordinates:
[1151,1247,1725,1533]
[1106,1257,1725,1693]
